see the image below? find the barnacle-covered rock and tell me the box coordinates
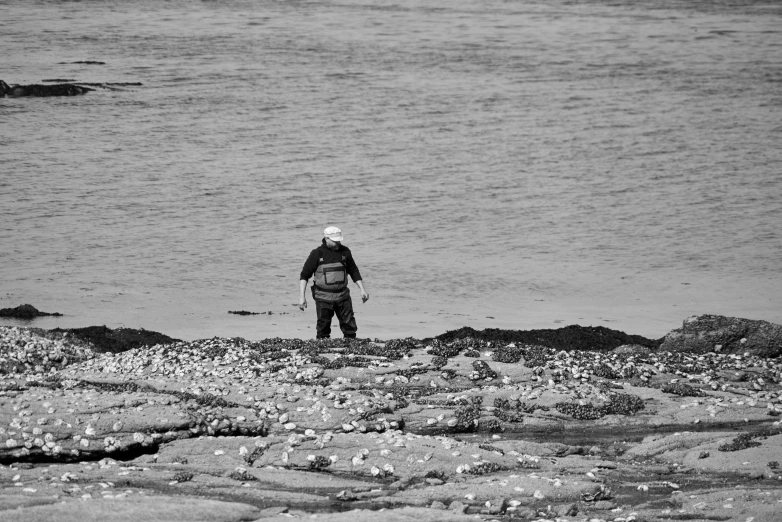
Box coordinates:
[470,360,497,380]
[308,455,332,470]
[448,396,483,432]
[661,382,705,397]
[555,393,644,420]
[172,471,194,482]
[430,356,448,368]
[592,363,620,379]
[661,315,782,357]
[228,469,257,481]
[428,339,461,359]
[491,345,524,364]
[477,419,504,432]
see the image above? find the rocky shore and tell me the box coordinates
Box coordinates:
[1,315,781,522]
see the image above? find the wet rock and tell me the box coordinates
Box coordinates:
[6,495,261,522]
[448,500,468,513]
[1,80,94,97]
[261,507,476,521]
[3,320,782,521]
[0,304,62,319]
[661,314,782,356]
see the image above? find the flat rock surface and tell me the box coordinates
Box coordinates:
[2,318,782,521]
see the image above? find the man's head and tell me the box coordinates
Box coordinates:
[323,226,343,250]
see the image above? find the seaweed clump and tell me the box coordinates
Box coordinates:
[718,427,782,452]
[719,432,762,452]
[0,304,62,318]
[555,393,645,420]
[491,345,525,364]
[433,325,661,351]
[51,325,180,354]
[323,355,374,369]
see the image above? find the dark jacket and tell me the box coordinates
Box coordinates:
[300,240,362,301]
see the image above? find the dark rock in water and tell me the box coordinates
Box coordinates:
[432,324,661,351]
[229,310,260,315]
[50,325,180,353]
[61,60,106,65]
[660,314,782,357]
[0,304,62,319]
[1,79,94,97]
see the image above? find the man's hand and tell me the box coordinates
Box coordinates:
[298,279,308,311]
[356,280,369,303]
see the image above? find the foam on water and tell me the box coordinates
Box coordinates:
[1,0,781,340]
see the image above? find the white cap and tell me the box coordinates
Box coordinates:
[323,226,343,242]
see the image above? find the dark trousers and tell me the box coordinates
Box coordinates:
[315,297,357,339]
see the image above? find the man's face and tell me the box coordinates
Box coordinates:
[325,238,341,250]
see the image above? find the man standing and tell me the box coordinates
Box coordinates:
[299,226,369,339]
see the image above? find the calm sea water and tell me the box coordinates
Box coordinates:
[2,0,781,341]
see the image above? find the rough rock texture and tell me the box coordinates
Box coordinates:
[661,314,782,357]
[0,304,62,319]
[1,317,782,522]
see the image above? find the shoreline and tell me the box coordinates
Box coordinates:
[5,280,782,342]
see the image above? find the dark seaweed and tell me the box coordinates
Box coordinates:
[432,325,661,351]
